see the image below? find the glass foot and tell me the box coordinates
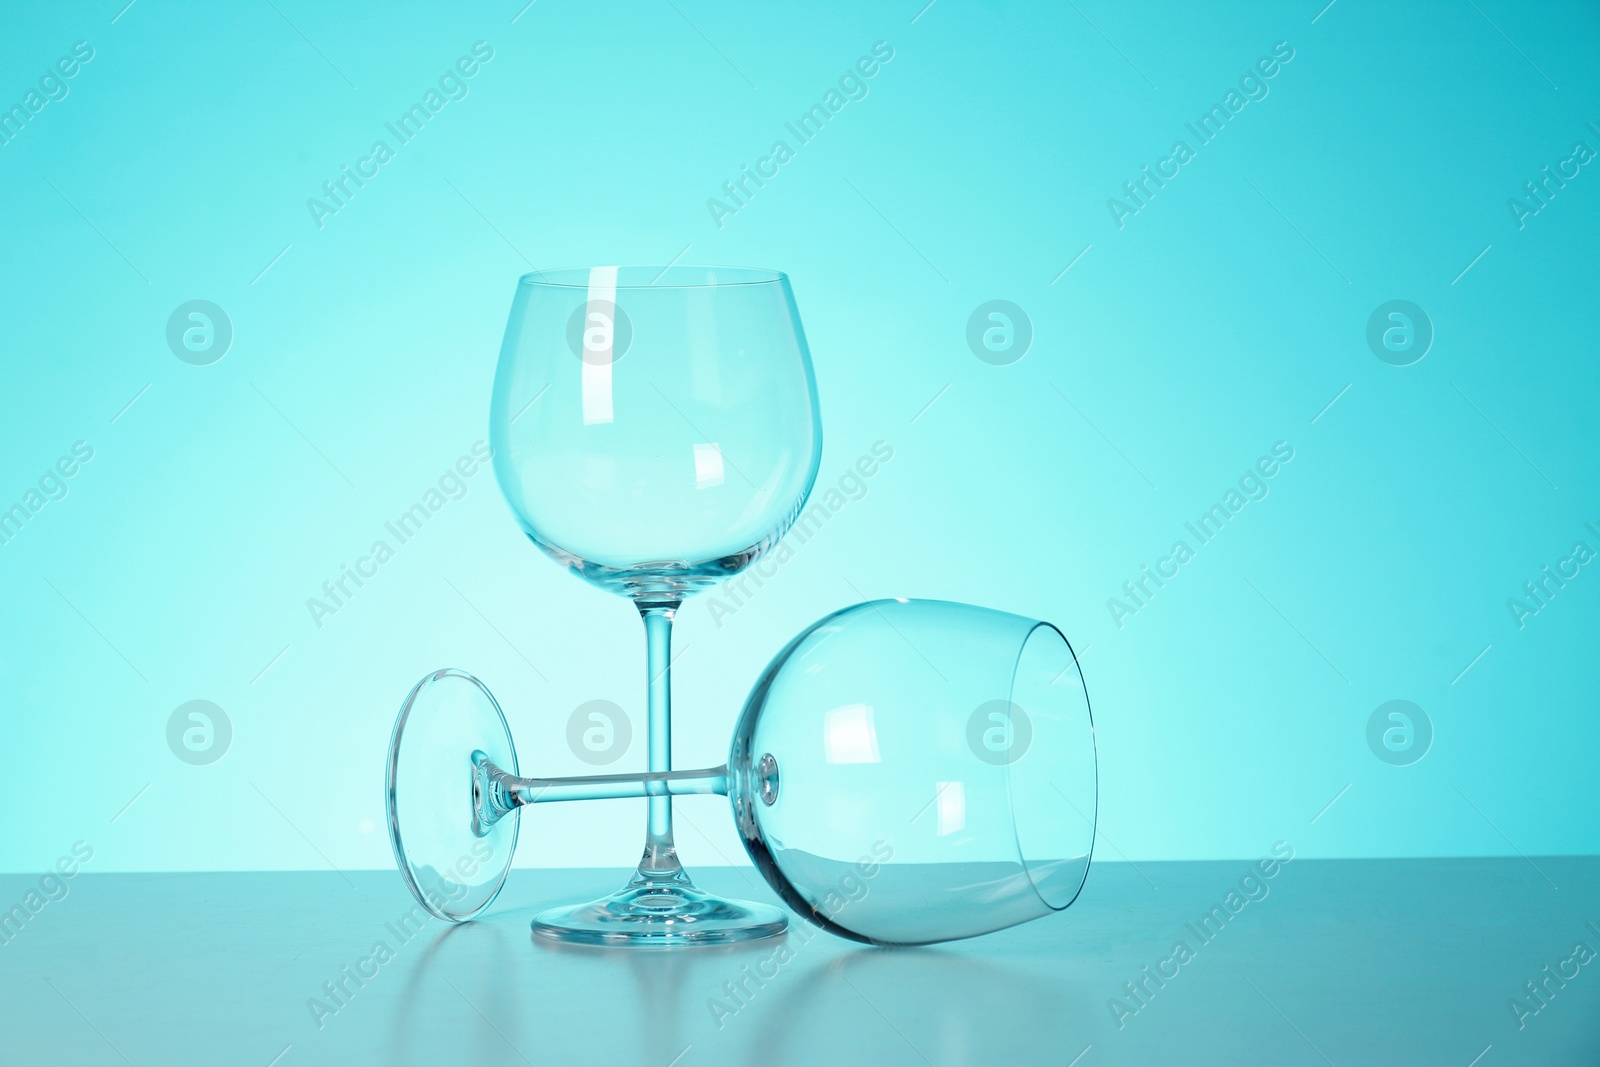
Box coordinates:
[532,869,788,946]
[387,669,519,922]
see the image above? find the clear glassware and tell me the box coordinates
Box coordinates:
[492,265,820,944]
[386,599,1097,946]
[730,598,1097,943]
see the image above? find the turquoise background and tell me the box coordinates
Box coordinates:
[1,0,1596,873]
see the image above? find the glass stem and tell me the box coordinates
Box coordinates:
[498,765,729,806]
[639,605,683,881]
[476,759,726,834]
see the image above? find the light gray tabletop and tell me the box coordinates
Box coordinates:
[2,859,1596,1066]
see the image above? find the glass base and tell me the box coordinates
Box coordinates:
[532,868,788,947]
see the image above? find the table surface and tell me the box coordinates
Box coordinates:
[1,858,1596,1066]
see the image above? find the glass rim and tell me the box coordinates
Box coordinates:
[517,265,789,290]
[1004,619,1097,914]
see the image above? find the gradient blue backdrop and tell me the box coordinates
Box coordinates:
[1,0,1596,873]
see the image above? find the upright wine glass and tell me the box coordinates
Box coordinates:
[486,265,821,944]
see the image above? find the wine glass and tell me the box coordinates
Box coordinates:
[386,598,1098,946]
[488,264,820,944]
